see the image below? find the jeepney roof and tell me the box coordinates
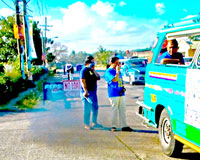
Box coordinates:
[158,15,200,38]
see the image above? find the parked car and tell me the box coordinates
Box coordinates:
[76,64,83,71]
[119,58,147,85]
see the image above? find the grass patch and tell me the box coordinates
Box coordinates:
[15,91,42,110]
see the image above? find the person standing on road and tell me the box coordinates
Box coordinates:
[80,56,102,130]
[105,56,133,132]
[66,64,74,80]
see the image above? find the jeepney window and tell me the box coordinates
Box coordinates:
[157,39,186,65]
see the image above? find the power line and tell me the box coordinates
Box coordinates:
[39,0,44,17]
[0,0,15,10]
[43,0,48,15]
[36,0,42,17]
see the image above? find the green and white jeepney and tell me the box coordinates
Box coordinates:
[137,15,200,156]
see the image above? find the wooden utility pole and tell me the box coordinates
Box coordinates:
[15,0,25,79]
[40,17,52,66]
[15,0,20,59]
[23,0,32,79]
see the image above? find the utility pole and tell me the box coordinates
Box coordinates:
[40,17,52,66]
[23,0,32,80]
[15,0,25,79]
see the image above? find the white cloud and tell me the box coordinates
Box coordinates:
[182,15,197,20]
[42,1,166,53]
[91,1,115,17]
[183,9,187,12]
[155,3,165,15]
[0,8,14,17]
[119,1,126,7]
[107,20,127,31]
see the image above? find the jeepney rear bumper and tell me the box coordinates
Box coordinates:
[136,100,157,128]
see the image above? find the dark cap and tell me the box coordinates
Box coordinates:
[110,56,119,63]
[85,55,94,62]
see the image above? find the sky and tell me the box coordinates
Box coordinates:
[0,0,200,53]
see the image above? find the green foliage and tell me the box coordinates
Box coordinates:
[32,21,43,65]
[0,63,4,73]
[67,51,88,65]
[94,46,114,65]
[0,75,6,84]
[47,53,56,63]
[16,91,40,109]
[4,56,21,83]
[30,66,43,75]
[191,35,200,41]
[0,16,18,62]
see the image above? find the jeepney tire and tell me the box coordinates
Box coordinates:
[159,108,183,157]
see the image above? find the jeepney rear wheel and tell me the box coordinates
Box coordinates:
[159,108,183,157]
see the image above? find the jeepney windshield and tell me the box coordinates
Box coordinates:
[152,37,158,49]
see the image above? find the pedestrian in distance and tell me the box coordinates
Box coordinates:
[63,65,66,75]
[105,56,133,132]
[80,55,102,130]
[66,64,74,80]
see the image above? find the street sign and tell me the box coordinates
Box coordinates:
[43,80,81,101]
[63,80,81,98]
[43,82,64,101]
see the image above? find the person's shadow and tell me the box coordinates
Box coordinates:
[90,125,111,131]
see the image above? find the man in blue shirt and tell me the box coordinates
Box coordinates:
[105,56,133,132]
[159,39,184,64]
[80,56,101,130]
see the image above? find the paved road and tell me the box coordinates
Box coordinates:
[0,71,199,160]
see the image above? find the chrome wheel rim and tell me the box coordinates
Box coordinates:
[162,117,171,144]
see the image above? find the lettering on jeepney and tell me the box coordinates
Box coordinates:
[192,18,200,23]
[151,94,157,103]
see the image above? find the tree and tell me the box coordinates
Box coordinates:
[98,45,106,53]
[47,53,56,63]
[67,51,88,65]
[50,42,68,64]
[0,16,17,62]
[32,21,43,65]
[191,35,200,41]
[94,45,114,65]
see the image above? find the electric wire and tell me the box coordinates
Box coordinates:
[0,0,15,10]
[36,0,42,17]
[39,0,44,18]
[44,0,48,15]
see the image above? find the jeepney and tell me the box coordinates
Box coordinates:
[137,15,200,156]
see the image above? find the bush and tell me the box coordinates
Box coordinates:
[0,63,4,73]
[0,63,48,105]
[31,66,48,81]
[4,57,21,83]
